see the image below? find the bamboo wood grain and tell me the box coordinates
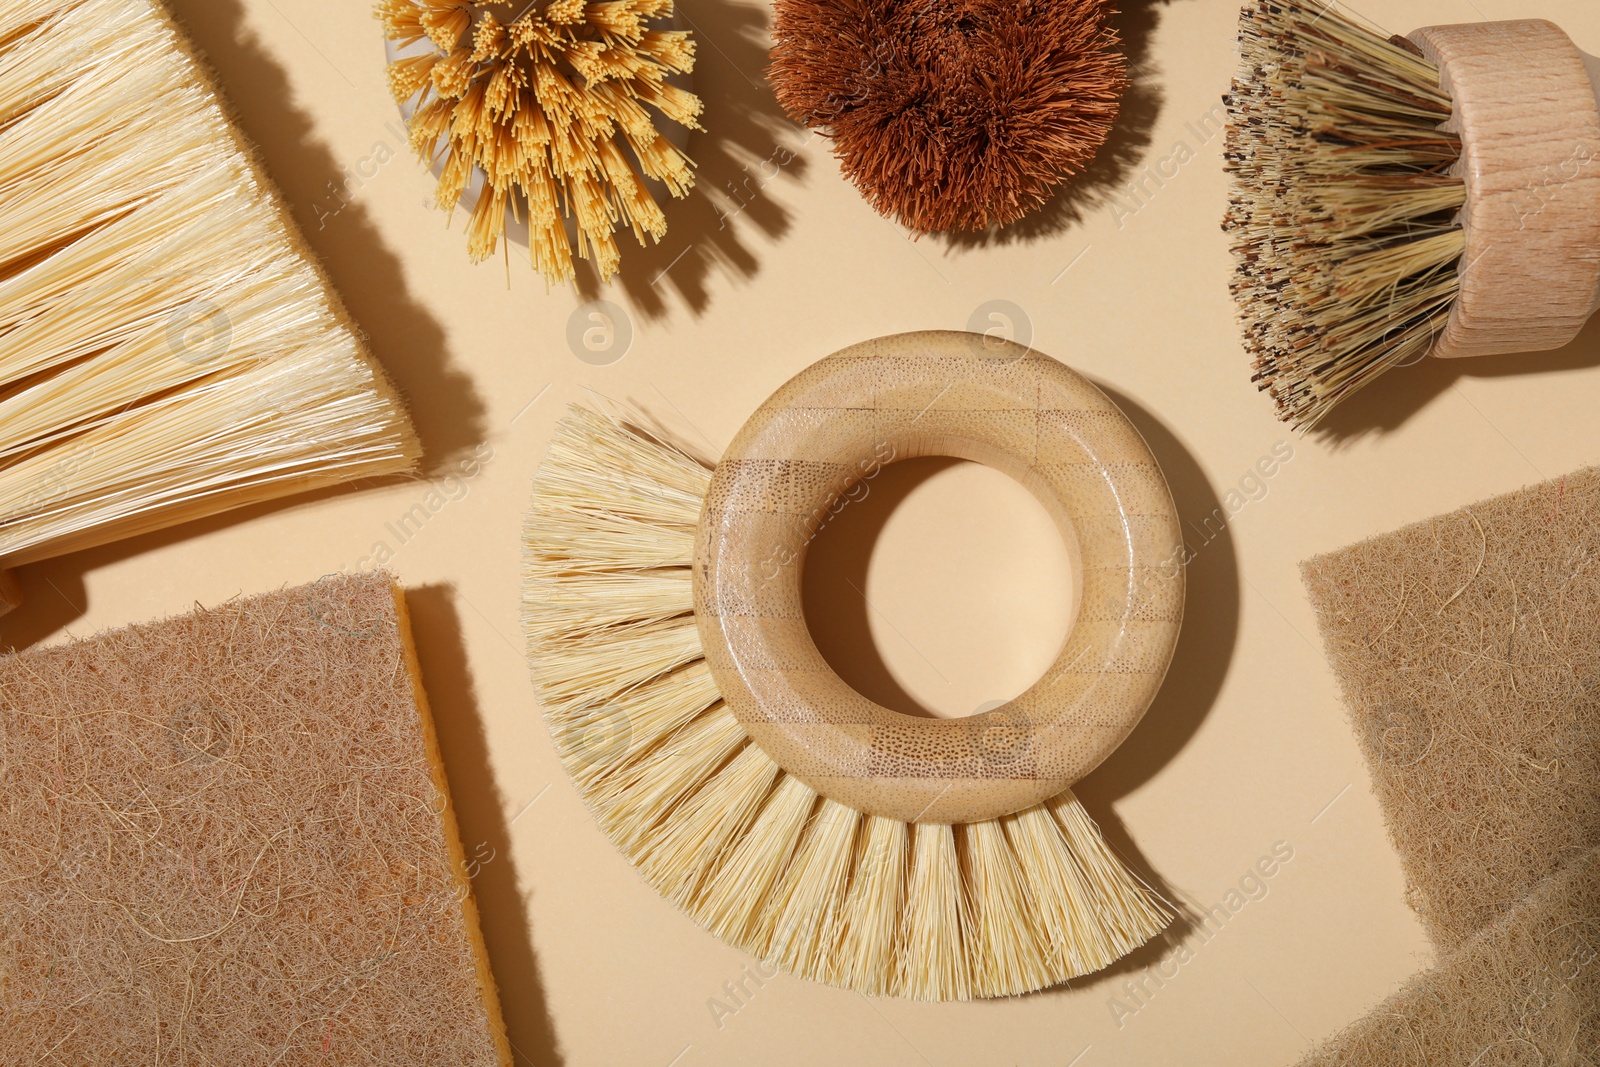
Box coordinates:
[1410,20,1600,359]
[692,331,1184,824]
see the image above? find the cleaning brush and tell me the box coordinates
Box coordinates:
[1225,0,1600,430]
[377,0,702,284]
[0,0,420,617]
[768,0,1127,234]
[523,331,1182,1000]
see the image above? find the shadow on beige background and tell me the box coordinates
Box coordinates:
[1307,250,1600,444]
[801,386,1238,993]
[1068,384,1238,990]
[167,0,487,474]
[574,0,808,318]
[0,481,402,652]
[801,456,965,719]
[408,586,564,1067]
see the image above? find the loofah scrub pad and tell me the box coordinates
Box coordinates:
[1302,468,1600,952]
[769,0,1127,233]
[1295,851,1598,1065]
[378,0,702,284]
[0,574,511,1065]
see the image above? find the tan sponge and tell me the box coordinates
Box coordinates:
[1303,468,1600,951]
[1296,850,1598,1065]
[0,573,511,1064]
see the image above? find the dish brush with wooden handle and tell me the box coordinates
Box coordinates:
[1225,0,1600,430]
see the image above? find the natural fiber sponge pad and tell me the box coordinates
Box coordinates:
[1302,469,1600,951]
[1295,851,1599,1066]
[0,574,511,1065]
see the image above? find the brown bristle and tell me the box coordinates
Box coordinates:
[769,0,1127,234]
[1224,0,1466,431]
[377,0,703,284]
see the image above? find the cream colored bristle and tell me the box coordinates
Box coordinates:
[635,743,779,906]
[528,616,704,711]
[1225,0,1465,430]
[898,823,973,1001]
[829,815,908,995]
[545,660,719,788]
[696,775,819,947]
[761,799,862,975]
[593,710,746,852]
[0,0,418,573]
[378,0,701,284]
[1011,793,1172,973]
[964,819,1054,994]
[523,406,1172,999]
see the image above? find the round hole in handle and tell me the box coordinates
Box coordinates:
[692,331,1185,824]
[800,455,1081,721]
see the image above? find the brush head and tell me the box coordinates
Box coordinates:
[769,0,1127,234]
[1224,0,1465,430]
[523,399,1172,999]
[378,0,702,283]
[0,0,419,602]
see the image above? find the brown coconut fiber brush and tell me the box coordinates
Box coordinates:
[1225,0,1600,430]
[0,0,420,617]
[524,331,1183,999]
[769,0,1127,234]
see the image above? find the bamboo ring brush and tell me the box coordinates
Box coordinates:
[523,331,1182,999]
[1225,1,1600,429]
[768,0,1128,234]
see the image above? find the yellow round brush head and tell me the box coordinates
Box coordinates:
[378,0,703,284]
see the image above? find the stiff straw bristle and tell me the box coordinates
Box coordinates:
[831,815,908,993]
[761,799,862,975]
[523,407,1172,999]
[378,0,702,284]
[0,0,418,570]
[899,823,972,1000]
[1224,0,1466,430]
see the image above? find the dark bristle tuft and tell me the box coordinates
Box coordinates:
[1224,0,1466,430]
[768,0,1127,234]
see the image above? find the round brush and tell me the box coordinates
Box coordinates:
[523,331,1184,1000]
[768,0,1128,234]
[378,0,703,284]
[1225,0,1600,430]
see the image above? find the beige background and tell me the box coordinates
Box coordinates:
[4,0,1599,1062]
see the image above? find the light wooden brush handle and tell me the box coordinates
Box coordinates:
[693,331,1184,824]
[1408,20,1600,360]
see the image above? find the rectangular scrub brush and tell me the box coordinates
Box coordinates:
[0,0,421,615]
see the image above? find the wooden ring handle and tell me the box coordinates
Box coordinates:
[692,332,1185,824]
[1409,20,1600,359]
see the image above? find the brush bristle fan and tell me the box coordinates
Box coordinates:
[0,0,421,618]
[523,331,1183,1000]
